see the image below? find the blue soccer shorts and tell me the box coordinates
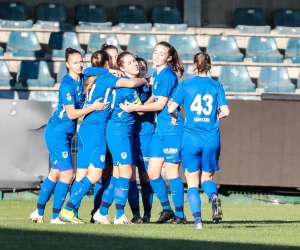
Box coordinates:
[106,133,133,166]
[180,145,220,173]
[44,123,73,172]
[77,124,107,169]
[132,133,153,172]
[148,133,182,163]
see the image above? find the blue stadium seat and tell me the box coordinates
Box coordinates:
[285,38,300,64]
[169,35,200,60]
[0,3,32,28]
[258,67,295,93]
[0,90,18,99]
[119,23,152,31]
[7,32,44,58]
[154,23,187,32]
[76,4,107,23]
[236,25,270,34]
[182,64,194,81]
[127,34,157,60]
[206,36,244,62]
[234,8,265,26]
[152,6,182,24]
[0,46,4,56]
[274,9,300,27]
[275,26,300,35]
[57,62,87,83]
[0,60,15,87]
[87,34,121,54]
[17,61,55,87]
[146,63,156,78]
[115,5,147,24]
[49,32,85,58]
[218,66,256,92]
[246,37,283,63]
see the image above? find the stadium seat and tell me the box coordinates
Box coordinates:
[118,23,152,31]
[275,26,300,35]
[57,61,88,83]
[218,66,256,92]
[127,34,157,60]
[0,3,32,28]
[0,60,15,87]
[169,35,200,60]
[17,61,55,87]
[274,9,300,27]
[246,37,283,63]
[234,8,266,26]
[115,5,147,24]
[236,25,271,34]
[182,64,194,81]
[0,90,18,99]
[154,23,187,32]
[258,67,295,93]
[76,5,112,30]
[0,46,4,56]
[146,63,156,78]
[49,32,85,58]
[7,32,44,58]
[152,6,182,24]
[28,91,58,103]
[206,36,244,62]
[285,38,300,64]
[36,3,72,30]
[87,34,121,54]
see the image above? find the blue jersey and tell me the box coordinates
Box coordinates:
[133,84,155,135]
[152,66,184,135]
[106,76,141,135]
[82,72,119,134]
[173,76,228,148]
[49,74,85,133]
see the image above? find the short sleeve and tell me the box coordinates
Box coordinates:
[125,88,141,104]
[173,82,185,107]
[157,73,177,98]
[103,73,120,88]
[217,83,228,107]
[60,83,75,106]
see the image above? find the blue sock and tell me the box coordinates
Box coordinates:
[37,177,56,216]
[70,180,80,217]
[150,176,171,210]
[65,177,93,212]
[169,177,185,218]
[115,177,130,219]
[93,177,109,211]
[187,187,202,224]
[201,180,218,201]
[128,180,140,217]
[99,176,118,215]
[141,181,153,218]
[52,181,69,220]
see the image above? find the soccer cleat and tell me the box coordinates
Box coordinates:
[59,208,84,224]
[114,214,134,225]
[93,210,111,224]
[169,216,187,224]
[29,209,44,224]
[50,217,67,224]
[131,215,143,224]
[142,216,151,223]
[156,209,174,224]
[212,196,223,223]
[193,222,204,230]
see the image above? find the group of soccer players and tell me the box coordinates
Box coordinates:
[29,40,230,230]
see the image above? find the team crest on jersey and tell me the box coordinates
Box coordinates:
[62,151,68,159]
[140,93,147,102]
[154,82,158,89]
[66,92,72,101]
[121,152,127,159]
[100,155,106,162]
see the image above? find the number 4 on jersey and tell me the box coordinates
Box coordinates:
[191,94,213,115]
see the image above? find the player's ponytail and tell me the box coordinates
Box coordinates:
[84,50,110,94]
[156,42,184,78]
[193,52,211,75]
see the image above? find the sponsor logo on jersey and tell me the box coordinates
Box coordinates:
[66,92,72,101]
[62,151,68,159]
[163,148,178,154]
[139,155,149,162]
[140,93,147,102]
[100,155,106,162]
[121,152,127,159]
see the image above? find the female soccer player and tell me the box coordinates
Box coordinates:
[120,42,186,224]
[29,48,109,224]
[59,50,147,224]
[128,57,154,223]
[93,52,143,225]
[168,52,230,229]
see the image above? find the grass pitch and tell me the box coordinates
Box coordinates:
[0,199,299,250]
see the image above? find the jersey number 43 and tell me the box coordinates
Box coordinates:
[190,94,213,115]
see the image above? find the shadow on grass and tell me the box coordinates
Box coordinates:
[0,227,298,250]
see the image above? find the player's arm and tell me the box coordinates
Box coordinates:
[116,77,148,88]
[168,101,179,119]
[218,105,230,119]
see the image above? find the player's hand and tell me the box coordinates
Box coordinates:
[91,98,110,111]
[171,117,178,126]
[119,100,136,113]
[109,69,124,77]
